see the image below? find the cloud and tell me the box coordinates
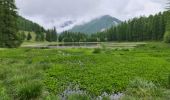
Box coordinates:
[15,0,166,31]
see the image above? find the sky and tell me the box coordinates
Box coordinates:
[15,0,166,32]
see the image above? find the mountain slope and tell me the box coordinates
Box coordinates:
[17,16,45,32]
[69,15,122,34]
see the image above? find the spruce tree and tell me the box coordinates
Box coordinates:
[52,27,58,41]
[27,33,32,41]
[0,0,21,47]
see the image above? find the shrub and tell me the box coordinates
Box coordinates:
[16,81,42,100]
[92,48,102,54]
[164,31,170,43]
[121,49,130,51]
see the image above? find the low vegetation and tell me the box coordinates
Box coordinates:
[121,78,170,100]
[164,31,170,43]
[0,42,170,99]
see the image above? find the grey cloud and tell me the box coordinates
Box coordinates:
[16,0,166,30]
[16,0,100,18]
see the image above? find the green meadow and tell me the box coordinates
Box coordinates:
[0,42,170,100]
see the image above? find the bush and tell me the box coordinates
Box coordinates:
[92,48,102,54]
[164,31,170,43]
[16,81,42,100]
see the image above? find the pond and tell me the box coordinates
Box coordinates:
[21,42,146,49]
[22,42,101,49]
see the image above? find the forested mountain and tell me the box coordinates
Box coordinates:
[95,12,169,42]
[69,15,122,34]
[17,16,45,33]
[59,11,169,42]
[16,16,49,42]
[17,16,60,42]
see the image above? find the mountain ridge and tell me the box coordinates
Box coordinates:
[69,15,122,34]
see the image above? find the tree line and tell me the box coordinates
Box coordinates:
[93,12,169,42]
[23,10,170,43]
[58,11,169,42]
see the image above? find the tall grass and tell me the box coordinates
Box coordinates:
[16,81,42,100]
[121,78,169,100]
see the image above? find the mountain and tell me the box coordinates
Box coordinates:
[60,20,74,28]
[17,16,45,33]
[69,15,122,34]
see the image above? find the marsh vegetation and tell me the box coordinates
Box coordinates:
[0,42,170,99]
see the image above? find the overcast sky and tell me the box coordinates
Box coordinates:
[16,0,166,31]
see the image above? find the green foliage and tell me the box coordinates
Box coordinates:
[92,48,102,54]
[17,16,47,42]
[67,94,90,100]
[27,33,32,41]
[121,78,169,100]
[0,81,9,100]
[17,16,45,33]
[46,27,58,42]
[125,78,160,97]
[42,94,60,100]
[0,54,50,99]
[16,81,42,100]
[44,42,170,96]
[164,31,170,43]
[102,96,110,100]
[168,74,170,88]
[59,31,87,42]
[165,8,170,43]
[0,0,22,48]
[0,42,170,99]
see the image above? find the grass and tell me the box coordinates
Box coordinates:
[67,94,91,100]
[16,80,42,100]
[121,78,170,100]
[0,42,170,99]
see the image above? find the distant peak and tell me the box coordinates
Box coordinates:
[100,15,113,19]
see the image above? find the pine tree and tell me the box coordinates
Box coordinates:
[0,0,22,48]
[27,33,32,41]
[45,27,58,42]
[52,27,58,41]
